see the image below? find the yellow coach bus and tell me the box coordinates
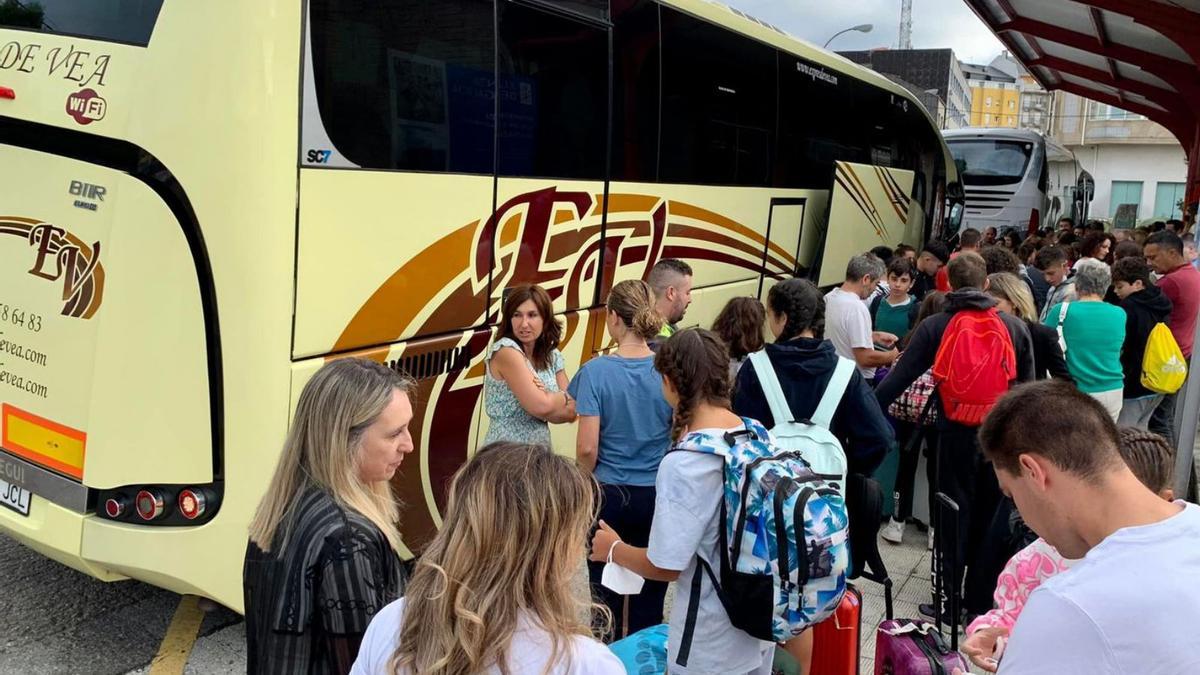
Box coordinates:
[0,0,960,610]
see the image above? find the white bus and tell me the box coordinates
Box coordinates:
[944,128,1049,235]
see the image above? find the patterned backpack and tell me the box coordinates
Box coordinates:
[671,419,850,644]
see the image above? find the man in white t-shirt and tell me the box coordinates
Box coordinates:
[824,254,899,379]
[969,380,1200,674]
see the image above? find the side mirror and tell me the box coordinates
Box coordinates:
[945,181,965,233]
[946,180,965,203]
[1077,170,1095,203]
[948,203,964,231]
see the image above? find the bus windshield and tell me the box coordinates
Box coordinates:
[947,139,1033,186]
[0,0,164,46]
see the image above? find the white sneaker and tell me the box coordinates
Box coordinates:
[881,518,905,545]
[927,527,935,551]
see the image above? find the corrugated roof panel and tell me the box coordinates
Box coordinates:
[1112,63,1176,93]
[1038,40,1121,72]
[1009,0,1096,34]
[1094,9,1192,62]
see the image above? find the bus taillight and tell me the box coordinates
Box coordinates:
[1028,208,1040,235]
[97,483,223,526]
[178,488,207,520]
[104,495,129,518]
[135,489,166,521]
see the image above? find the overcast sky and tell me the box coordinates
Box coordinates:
[722,0,1008,65]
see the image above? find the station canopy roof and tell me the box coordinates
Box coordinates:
[962,0,1200,152]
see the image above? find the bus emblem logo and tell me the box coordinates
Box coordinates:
[65,88,106,125]
[0,217,105,319]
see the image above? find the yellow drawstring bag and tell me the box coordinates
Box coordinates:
[1141,323,1187,394]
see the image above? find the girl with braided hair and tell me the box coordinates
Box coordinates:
[732,278,893,476]
[589,328,777,674]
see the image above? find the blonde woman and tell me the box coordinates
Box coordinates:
[244,358,414,675]
[569,279,673,638]
[987,272,1072,382]
[351,443,623,675]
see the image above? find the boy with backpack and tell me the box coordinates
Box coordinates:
[874,253,1035,621]
[1112,257,1175,430]
[591,329,850,674]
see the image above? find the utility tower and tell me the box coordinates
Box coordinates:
[899,0,913,49]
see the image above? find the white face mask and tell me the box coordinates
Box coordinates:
[600,542,645,595]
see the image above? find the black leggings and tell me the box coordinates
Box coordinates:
[893,421,920,521]
[931,424,1001,616]
[588,483,669,641]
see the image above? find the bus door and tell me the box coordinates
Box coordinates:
[816,161,916,287]
[763,196,811,283]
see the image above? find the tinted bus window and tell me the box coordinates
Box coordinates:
[776,52,866,188]
[947,139,1033,186]
[309,0,496,173]
[0,0,163,46]
[537,0,609,21]
[497,3,607,180]
[660,8,775,187]
[611,0,659,182]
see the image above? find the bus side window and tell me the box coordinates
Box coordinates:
[776,53,867,189]
[308,0,496,173]
[659,7,776,187]
[611,0,661,183]
[497,3,608,180]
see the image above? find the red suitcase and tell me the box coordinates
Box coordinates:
[810,584,864,675]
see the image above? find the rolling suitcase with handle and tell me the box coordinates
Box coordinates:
[873,492,969,674]
[810,583,863,675]
[771,585,863,675]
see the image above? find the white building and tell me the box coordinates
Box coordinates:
[1049,91,1187,226]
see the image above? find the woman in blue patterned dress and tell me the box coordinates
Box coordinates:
[483,283,576,445]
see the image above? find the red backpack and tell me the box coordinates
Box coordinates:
[931,308,1016,426]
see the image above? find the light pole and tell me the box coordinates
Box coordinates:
[823,23,873,49]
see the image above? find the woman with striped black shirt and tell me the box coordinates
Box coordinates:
[244,358,414,674]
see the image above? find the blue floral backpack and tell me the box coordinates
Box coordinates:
[671,418,850,644]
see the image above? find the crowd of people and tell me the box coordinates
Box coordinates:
[238,224,1200,674]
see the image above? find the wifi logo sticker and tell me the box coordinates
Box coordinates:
[65,88,107,125]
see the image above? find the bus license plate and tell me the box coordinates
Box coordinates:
[0,478,31,516]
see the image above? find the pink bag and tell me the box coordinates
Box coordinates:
[887,369,938,425]
[874,619,968,674]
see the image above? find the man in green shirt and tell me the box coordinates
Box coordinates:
[648,259,693,341]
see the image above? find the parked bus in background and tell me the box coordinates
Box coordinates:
[0,0,960,610]
[945,127,1049,236]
